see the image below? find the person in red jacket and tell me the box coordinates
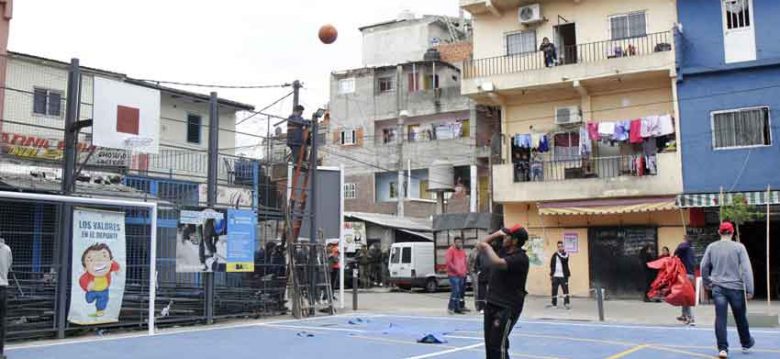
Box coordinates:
[79,243,120,317]
[446,237,467,314]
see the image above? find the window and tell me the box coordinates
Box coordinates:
[389,182,398,199]
[383,128,397,144]
[338,78,355,94]
[712,107,771,149]
[344,183,357,199]
[610,11,647,40]
[724,0,751,30]
[424,75,440,90]
[33,88,62,117]
[506,31,537,55]
[187,114,202,144]
[408,73,420,93]
[401,247,412,264]
[340,129,356,145]
[378,77,394,93]
[391,247,401,264]
[553,132,580,160]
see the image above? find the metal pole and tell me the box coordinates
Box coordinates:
[596,288,605,322]
[292,80,301,110]
[352,267,358,311]
[205,91,219,324]
[252,160,260,212]
[309,110,319,314]
[148,204,158,335]
[56,58,81,339]
[339,164,345,309]
[768,185,772,310]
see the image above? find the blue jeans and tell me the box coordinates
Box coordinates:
[86,290,109,311]
[712,286,753,351]
[449,276,464,312]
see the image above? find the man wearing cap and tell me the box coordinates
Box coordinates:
[701,222,755,358]
[476,224,529,359]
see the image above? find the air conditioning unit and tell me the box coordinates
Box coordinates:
[518,4,542,24]
[555,106,582,125]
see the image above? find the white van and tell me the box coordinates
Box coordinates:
[388,242,449,292]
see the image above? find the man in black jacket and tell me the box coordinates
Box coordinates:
[476,224,530,359]
[548,241,571,309]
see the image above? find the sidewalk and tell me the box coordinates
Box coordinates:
[335,288,780,327]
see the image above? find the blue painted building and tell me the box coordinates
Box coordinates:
[677,0,780,193]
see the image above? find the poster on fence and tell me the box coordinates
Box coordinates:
[343,221,366,253]
[68,208,126,325]
[176,209,227,273]
[226,209,256,272]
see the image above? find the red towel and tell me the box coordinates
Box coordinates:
[647,256,695,307]
[629,119,643,144]
[587,122,600,141]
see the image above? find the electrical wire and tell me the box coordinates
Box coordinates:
[133,79,292,90]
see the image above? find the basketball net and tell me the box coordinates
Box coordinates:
[123,137,153,172]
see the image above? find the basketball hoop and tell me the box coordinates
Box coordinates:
[124,137,154,171]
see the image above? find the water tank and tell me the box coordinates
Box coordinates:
[423,48,441,62]
[428,159,454,192]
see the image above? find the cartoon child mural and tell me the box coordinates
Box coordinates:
[79,243,120,317]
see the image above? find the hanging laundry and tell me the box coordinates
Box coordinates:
[531,133,542,150]
[645,154,658,175]
[658,114,675,136]
[538,135,550,153]
[635,156,645,177]
[598,122,616,136]
[613,121,631,142]
[629,119,643,144]
[514,134,532,149]
[642,137,658,156]
[587,122,600,141]
[579,127,592,156]
[641,115,661,138]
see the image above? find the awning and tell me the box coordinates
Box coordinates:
[398,229,434,241]
[677,191,780,208]
[538,197,677,216]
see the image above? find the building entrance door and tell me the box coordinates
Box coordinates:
[589,227,657,299]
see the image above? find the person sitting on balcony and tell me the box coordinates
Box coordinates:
[539,37,557,67]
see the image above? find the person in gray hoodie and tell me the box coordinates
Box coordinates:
[700,222,755,359]
[0,233,12,359]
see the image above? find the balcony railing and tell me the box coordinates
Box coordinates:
[464,31,673,79]
[513,155,658,183]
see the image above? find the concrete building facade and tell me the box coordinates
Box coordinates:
[462,0,684,298]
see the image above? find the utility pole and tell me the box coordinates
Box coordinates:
[205,91,219,324]
[56,58,81,339]
[396,65,405,217]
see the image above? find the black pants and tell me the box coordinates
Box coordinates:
[476,277,488,311]
[0,286,6,355]
[484,302,523,359]
[551,277,570,306]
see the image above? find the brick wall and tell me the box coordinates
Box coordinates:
[436,41,473,65]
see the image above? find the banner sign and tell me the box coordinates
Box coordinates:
[198,185,254,207]
[176,209,227,272]
[93,77,161,153]
[226,209,256,272]
[1,131,128,167]
[68,209,126,325]
[563,233,579,254]
[343,221,366,253]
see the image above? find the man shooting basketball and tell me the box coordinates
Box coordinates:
[476,224,530,359]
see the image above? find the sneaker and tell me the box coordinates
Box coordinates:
[676,315,688,322]
[545,304,556,309]
[742,337,755,353]
[718,350,728,358]
[447,309,454,315]
[687,320,696,327]
[479,310,484,314]
[564,304,571,310]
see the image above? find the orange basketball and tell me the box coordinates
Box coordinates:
[318,24,338,44]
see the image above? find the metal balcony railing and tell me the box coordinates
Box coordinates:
[513,155,658,183]
[464,31,673,79]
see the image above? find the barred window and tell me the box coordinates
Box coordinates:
[344,183,357,199]
[610,11,647,40]
[712,107,771,149]
[724,0,751,30]
[506,31,537,55]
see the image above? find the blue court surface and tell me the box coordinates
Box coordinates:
[7,313,780,358]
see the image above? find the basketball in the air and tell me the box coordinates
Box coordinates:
[318,24,338,44]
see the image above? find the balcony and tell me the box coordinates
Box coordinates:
[462,32,674,96]
[493,152,682,203]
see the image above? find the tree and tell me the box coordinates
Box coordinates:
[721,194,761,242]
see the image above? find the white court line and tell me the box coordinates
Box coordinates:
[373,313,780,335]
[7,313,382,351]
[404,343,484,359]
[264,324,369,333]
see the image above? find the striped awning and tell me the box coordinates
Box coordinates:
[538,197,678,216]
[677,191,780,208]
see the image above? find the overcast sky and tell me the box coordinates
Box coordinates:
[10,0,461,155]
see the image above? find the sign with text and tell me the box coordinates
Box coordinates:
[68,209,126,325]
[226,209,257,272]
[563,233,579,254]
